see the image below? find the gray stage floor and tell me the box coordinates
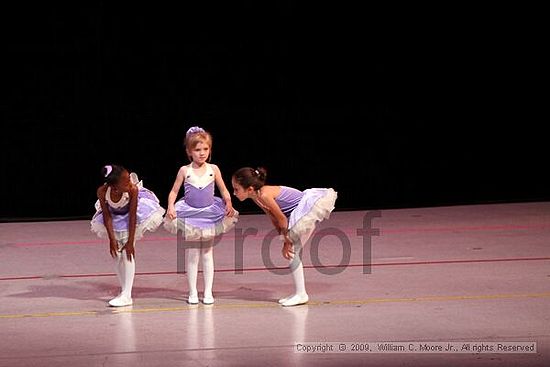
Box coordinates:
[1,202,550,366]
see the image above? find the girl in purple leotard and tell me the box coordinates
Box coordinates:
[232,167,337,306]
[164,126,238,305]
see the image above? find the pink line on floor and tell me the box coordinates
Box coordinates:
[381,224,550,233]
[6,223,550,247]
[1,257,549,281]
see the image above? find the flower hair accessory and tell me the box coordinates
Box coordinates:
[186,126,205,136]
[104,165,113,177]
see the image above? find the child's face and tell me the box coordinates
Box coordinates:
[188,142,210,164]
[113,170,131,191]
[231,179,250,202]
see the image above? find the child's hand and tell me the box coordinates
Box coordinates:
[167,206,177,220]
[225,204,236,217]
[124,243,135,261]
[109,239,119,258]
[282,240,294,260]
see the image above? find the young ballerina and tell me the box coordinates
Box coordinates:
[164,126,237,305]
[91,165,165,307]
[231,167,337,306]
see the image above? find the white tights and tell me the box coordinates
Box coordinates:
[186,239,214,298]
[279,229,314,306]
[114,248,135,299]
[289,242,306,296]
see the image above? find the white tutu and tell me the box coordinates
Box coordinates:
[163,211,239,241]
[288,188,337,245]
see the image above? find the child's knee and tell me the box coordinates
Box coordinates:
[201,241,214,254]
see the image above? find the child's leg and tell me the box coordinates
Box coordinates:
[201,239,215,304]
[120,249,135,299]
[291,248,307,296]
[186,241,201,304]
[280,246,308,306]
[281,232,312,307]
[113,251,124,295]
[109,242,135,307]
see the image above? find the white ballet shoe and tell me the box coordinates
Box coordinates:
[278,294,294,304]
[108,294,121,305]
[188,294,199,304]
[202,294,215,305]
[281,293,309,307]
[108,295,133,307]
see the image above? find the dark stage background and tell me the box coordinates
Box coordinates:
[1,4,547,220]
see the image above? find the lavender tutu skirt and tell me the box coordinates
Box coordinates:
[287,188,337,245]
[163,196,238,241]
[91,179,165,244]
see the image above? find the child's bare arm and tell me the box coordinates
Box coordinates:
[97,186,118,258]
[167,166,186,219]
[212,164,235,216]
[125,185,138,260]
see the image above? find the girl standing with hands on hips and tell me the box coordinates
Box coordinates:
[231,167,337,306]
[91,165,165,307]
[164,126,238,305]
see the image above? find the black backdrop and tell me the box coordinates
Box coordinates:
[1,4,547,220]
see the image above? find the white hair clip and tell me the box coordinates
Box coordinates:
[104,165,113,177]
